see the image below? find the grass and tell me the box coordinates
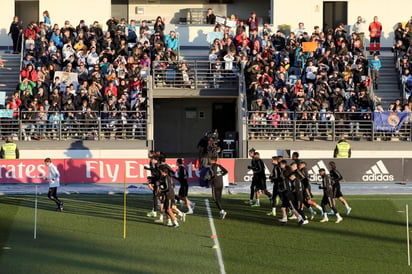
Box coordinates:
[0,193,411,274]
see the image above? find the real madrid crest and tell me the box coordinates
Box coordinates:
[387,113,400,127]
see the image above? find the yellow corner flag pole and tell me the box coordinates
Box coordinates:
[123,171,127,239]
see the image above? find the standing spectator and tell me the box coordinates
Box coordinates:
[153,16,165,38]
[368,16,382,55]
[247,12,259,36]
[8,16,22,54]
[0,137,19,159]
[43,10,51,30]
[106,16,119,37]
[369,53,382,89]
[294,22,306,37]
[206,8,216,25]
[352,16,366,44]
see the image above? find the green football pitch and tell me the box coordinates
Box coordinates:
[1,193,411,274]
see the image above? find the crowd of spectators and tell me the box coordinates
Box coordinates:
[204,13,381,139]
[7,12,180,140]
[393,17,412,104]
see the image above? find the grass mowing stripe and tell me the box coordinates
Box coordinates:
[205,199,226,274]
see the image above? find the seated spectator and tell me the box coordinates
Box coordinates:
[20,64,37,82]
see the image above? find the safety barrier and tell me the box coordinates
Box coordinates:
[246,111,412,141]
[151,60,239,90]
[1,110,147,141]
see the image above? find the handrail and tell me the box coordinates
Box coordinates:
[18,31,24,85]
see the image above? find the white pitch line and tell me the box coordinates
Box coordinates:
[205,199,226,274]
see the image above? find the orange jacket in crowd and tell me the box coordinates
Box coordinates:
[369,21,382,37]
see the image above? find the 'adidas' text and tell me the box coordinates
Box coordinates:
[362,160,394,182]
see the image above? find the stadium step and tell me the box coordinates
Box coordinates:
[0,52,21,96]
[369,54,401,108]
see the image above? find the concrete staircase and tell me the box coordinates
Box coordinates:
[371,53,402,108]
[0,52,21,100]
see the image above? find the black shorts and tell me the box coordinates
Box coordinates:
[321,195,335,207]
[253,176,267,190]
[333,183,343,198]
[163,196,175,210]
[178,184,189,198]
[281,191,295,208]
[303,187,313,201]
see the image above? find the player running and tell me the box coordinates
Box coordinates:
[248,151,272,207]
[44,157,64,211]
[208,156,228,219]
[318,168,343,223]
[174,158,195,214]
[278,163,306,225]
[159,166,180,228]
[296,161,323,219]
[329,161,352,215]
[267,156,283,216]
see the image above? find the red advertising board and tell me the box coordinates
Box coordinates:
[0,158,235,184]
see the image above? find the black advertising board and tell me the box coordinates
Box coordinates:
[235,158,404,183]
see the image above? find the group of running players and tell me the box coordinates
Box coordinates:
[144,148,352,227]
[145,150,195,228]
[248,149,352,225]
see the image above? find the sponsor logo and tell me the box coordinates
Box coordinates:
[308,160,329,182]
[243,163,271,182]
[362,160,394,182]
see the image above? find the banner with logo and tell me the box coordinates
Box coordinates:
[0,158,235,184]
[235,158,404,183]
[54,71,79,92]
[373,111,409,132]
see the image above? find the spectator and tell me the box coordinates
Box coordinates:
[9,16,23,54]
[165,31,179,61]
[206,8,216,25]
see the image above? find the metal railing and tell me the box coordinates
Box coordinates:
[152,60,239,90]
[1,110,147,141]
[246,111,412,142]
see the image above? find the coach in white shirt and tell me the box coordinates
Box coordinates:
[44,157,64,211]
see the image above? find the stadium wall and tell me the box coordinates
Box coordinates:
[1,158,410,184]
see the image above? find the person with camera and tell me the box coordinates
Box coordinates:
[197,130,221,187]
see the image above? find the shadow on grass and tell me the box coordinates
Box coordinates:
[0,225,156,274]
[1,194,406,248]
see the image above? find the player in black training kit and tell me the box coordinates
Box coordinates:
[278,163,306,225]
[248,152,272,207]
[208,157,228,219]
[146,152,160,218]
[319,168,343,223]
[159,166,180,228]
[174,158,195,214]
[329,161,352,215]
[267,156,283,216]
[296,161,323,219]
[247,148,257,205]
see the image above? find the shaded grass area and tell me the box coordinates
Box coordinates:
[0,194,411,273]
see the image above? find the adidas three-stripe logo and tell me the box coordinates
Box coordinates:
[362,160,394,181]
